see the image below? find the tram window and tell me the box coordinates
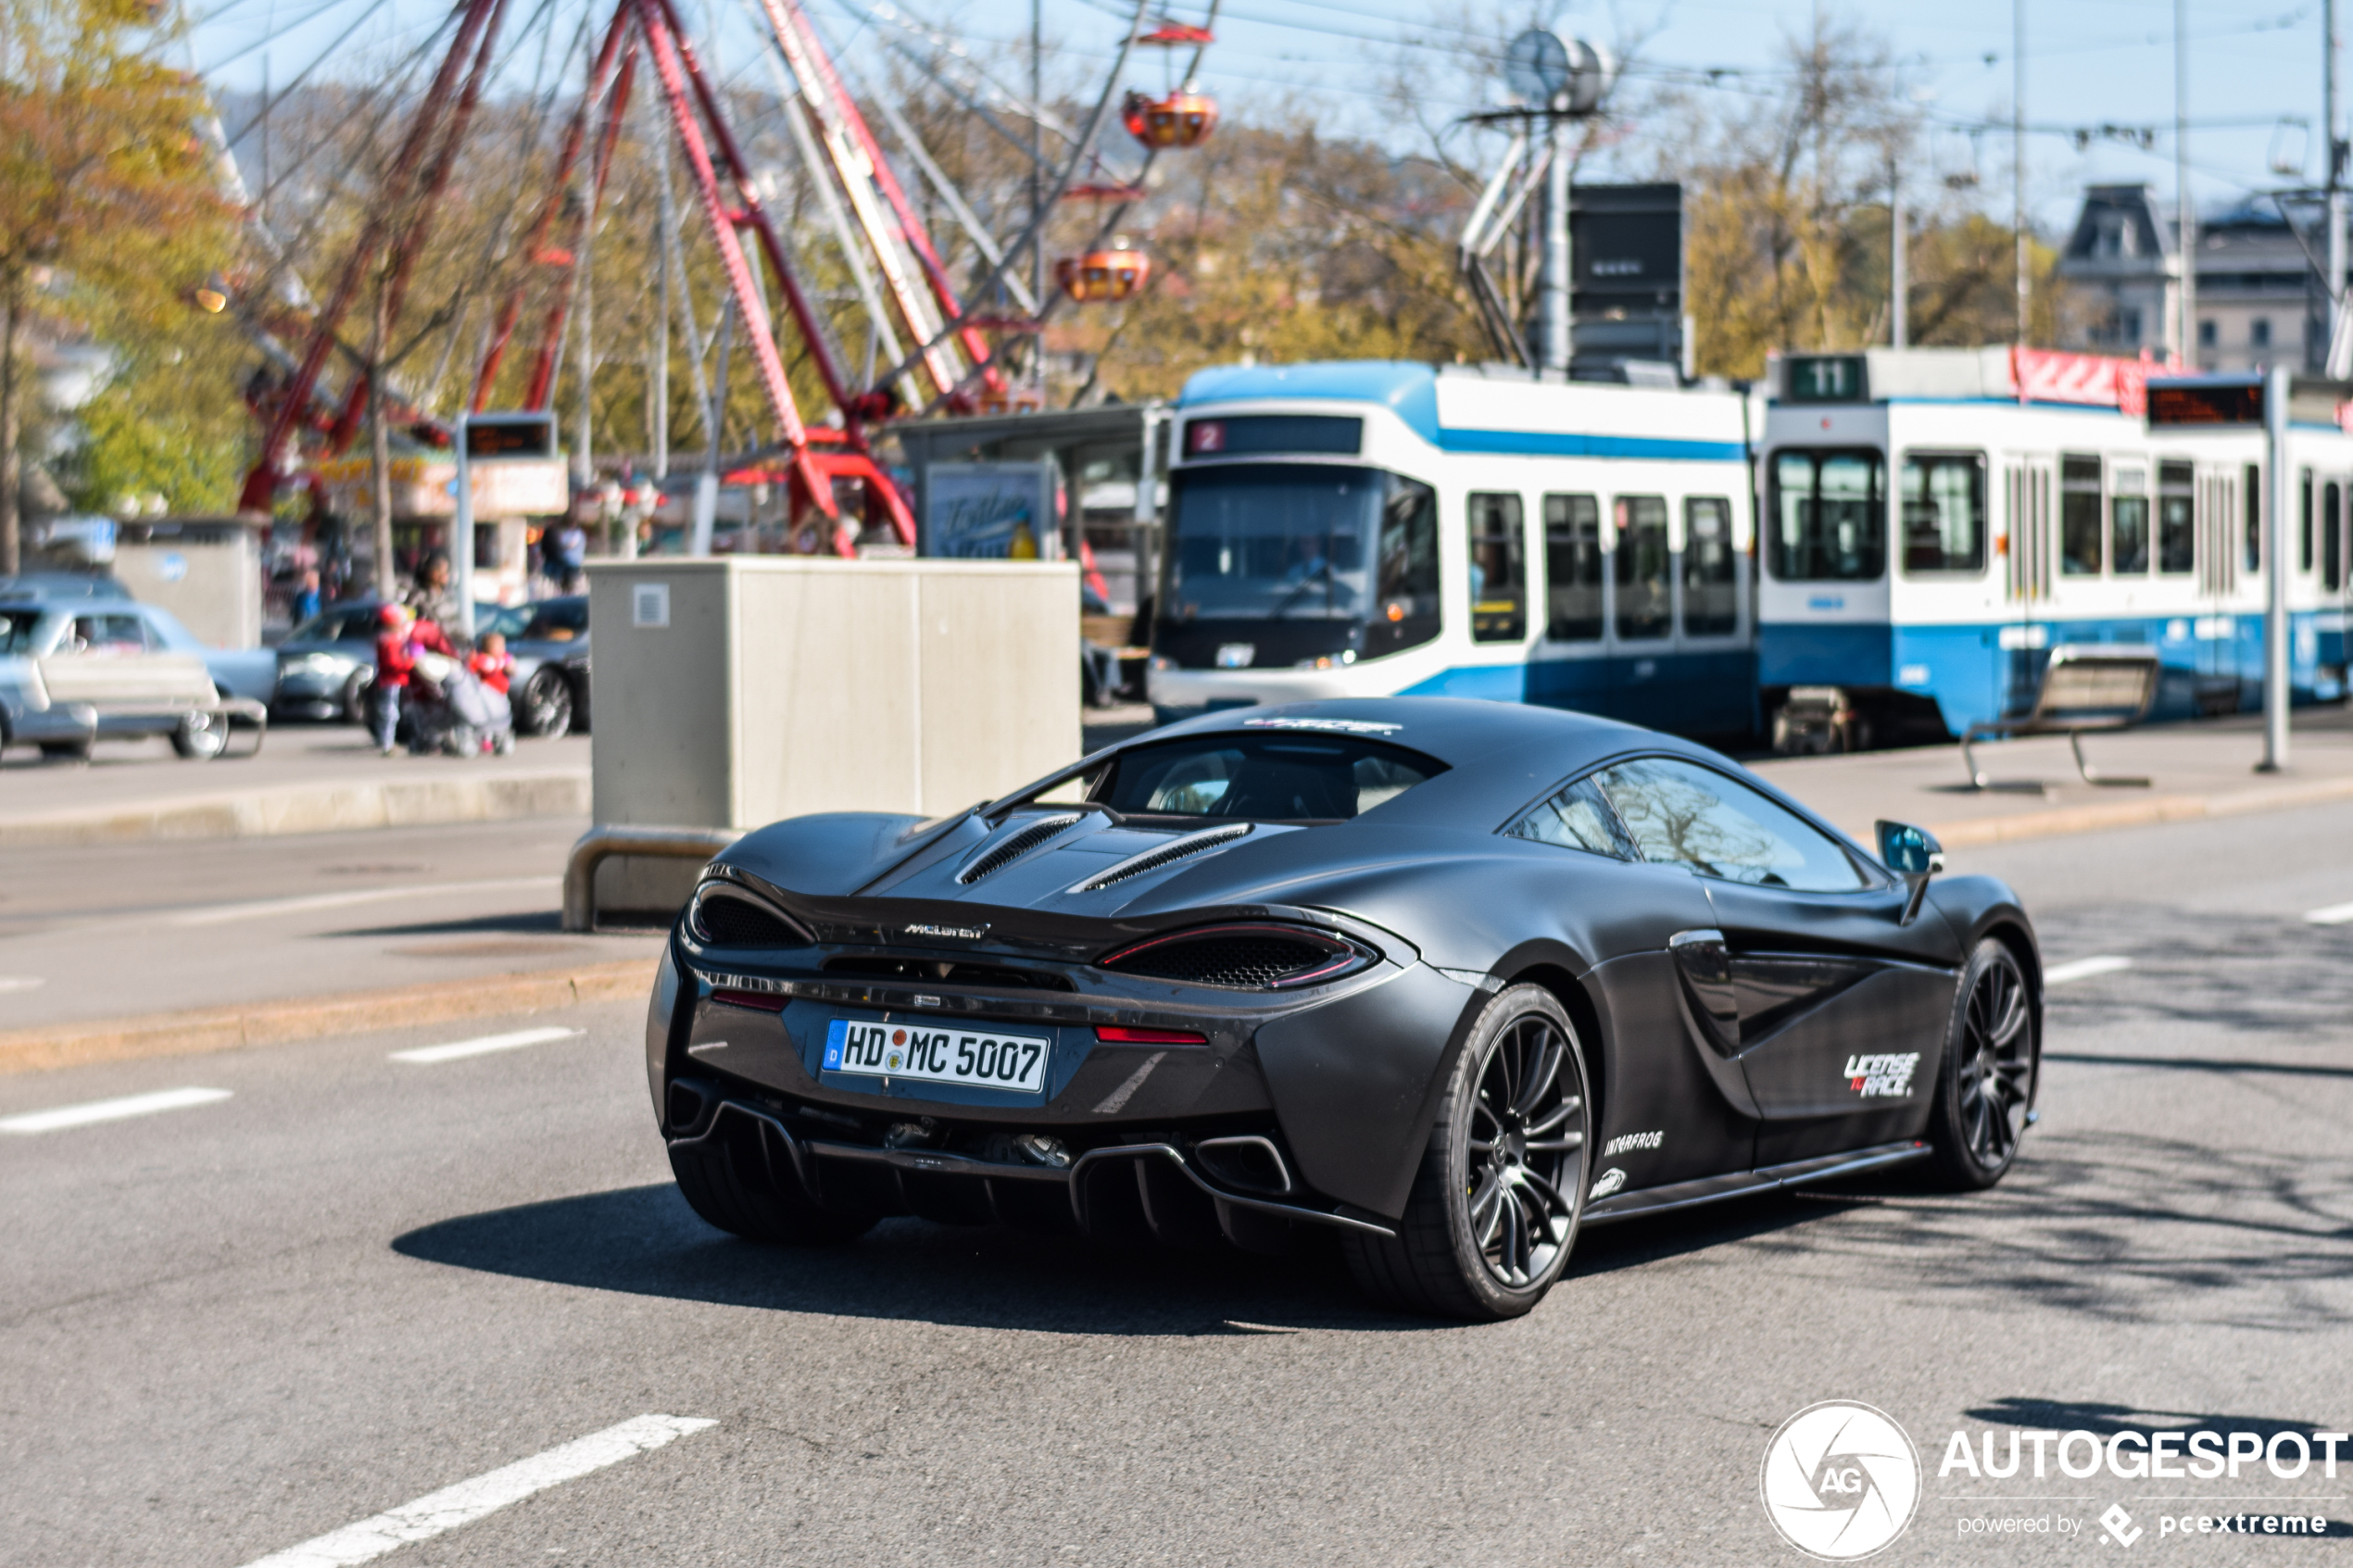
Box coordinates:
[2245,463,2261,573]
[2302,469,2316,571]
[1766,449,1884,581]
[2157,461,2195,574]
[1467,493,1528,643]
[1683,497,1738,634]
[2327,483,2345,593]
[2060,455,2103,576]
[1615,495,1671,639]
[1542,494,1603,642]
[1899,452,1986,573]
[2109,465,2150,575]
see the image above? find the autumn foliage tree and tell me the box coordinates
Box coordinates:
[0,0,235,571]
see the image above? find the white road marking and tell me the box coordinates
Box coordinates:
[2043,955,2135,985]
[0,1086,232,1135]
[390,1026,582,1064]
[2304,899,2353,925]
[0,976,44,993]
[235,1413,717,1568]
[167,878,556,928]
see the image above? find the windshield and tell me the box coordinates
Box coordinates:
[1091,731,1442,822]
[1157,463,1440,667]
[1768,447,1886,582]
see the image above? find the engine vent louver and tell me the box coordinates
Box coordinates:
[957,812,1084,884]
[1073,822,1252,893]
[1098,922,1371,989]
[690,889,809,949]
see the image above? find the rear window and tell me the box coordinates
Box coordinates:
[521,598,588,640]
[0,607,44,655]
[1091,732,1441,822]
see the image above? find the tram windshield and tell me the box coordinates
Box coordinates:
[1768,448,1886,582]
[1157,463,1441,668]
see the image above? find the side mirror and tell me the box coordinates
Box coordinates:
[1875,820,1945,926]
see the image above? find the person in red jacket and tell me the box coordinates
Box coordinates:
[371,604,416,755]
[466,631,513,695]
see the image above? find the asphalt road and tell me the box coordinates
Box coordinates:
[4,803,2351,1566]
[0,818,658,1029]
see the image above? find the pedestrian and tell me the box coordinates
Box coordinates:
[371,604,415,754]
[551,520,587,593]
[467,631,513,695]
[292,568,321,626]
[405,551,460,629]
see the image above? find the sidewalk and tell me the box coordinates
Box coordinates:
[0,725,589,847]
[1750,705,2353,849]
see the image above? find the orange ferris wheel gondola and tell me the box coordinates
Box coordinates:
[1055,245,1152,304]
[1123,88,1217,150]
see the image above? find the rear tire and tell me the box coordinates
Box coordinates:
[340,667,373,726]
[669,1116,876,1245]
[1342,984,1591,1321]
[172,710,227,760]
[1923,937,2038,1190]
[520,668,573,738]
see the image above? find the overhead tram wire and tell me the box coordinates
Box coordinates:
[222,0,403,146]
[199,0,362,73]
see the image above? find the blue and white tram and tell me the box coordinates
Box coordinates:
[1757,348,2353,750]
[1145,361,1761,735]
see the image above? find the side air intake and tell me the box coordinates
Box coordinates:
[956,812,1083,884]
[1072,822,1252,892]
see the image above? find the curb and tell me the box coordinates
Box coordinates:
[0,769,589,848]
[0,957,656,1076]
[1923,772,2353,849]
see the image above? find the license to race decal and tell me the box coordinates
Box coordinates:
[1845,1052,1920,1098]
[824,1018,1051,1094]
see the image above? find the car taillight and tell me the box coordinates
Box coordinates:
[1095,923,1373,990]
[687,884,812,949]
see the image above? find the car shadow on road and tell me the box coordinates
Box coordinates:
[394,1182,1435,1336]
[394,1177,1862,1335]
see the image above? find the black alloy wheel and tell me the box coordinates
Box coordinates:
[1344,983,1592,1320]
[1926,937,2038,1189]
[520,668,573,738]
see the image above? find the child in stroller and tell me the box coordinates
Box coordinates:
[404,628,516,757]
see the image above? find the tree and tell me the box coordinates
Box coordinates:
[0,0,235,571]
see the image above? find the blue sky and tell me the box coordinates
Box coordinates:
[190,0,2335,232]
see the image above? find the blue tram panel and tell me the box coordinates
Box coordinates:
[1147,361,1764,738]
[1757,348,2353,752]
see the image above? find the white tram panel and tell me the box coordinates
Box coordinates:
[1148,361,1757,734]
[1760,347,2353,746]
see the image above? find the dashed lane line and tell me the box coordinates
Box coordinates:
[2304,899,2353,925]
[234,1413,717,1568]
[389,1026,583,1064]
[0,977,43,994]
[0,1086,233,1135]
[2043,955,2135,985]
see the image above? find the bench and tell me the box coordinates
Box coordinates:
[1960,644,2161,791]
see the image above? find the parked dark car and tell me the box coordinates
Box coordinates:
[643,697,2041,1321]
[273,599,552,726]
[506,595,590,737]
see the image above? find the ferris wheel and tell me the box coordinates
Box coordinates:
[196,0,1224,553]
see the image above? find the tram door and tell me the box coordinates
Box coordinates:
[2001,458,2054,715]
[2193,466,2240,710]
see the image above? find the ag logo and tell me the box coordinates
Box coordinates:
[1759,1400,1919,1560]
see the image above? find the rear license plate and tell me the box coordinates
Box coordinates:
[823,1018,1051,1095]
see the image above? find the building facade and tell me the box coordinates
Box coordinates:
[2057,183,2328,373]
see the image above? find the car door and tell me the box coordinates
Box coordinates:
[1591,755,1964,1166]
[37,611,204,712]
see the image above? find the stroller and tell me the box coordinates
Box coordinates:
[404,649,516,757]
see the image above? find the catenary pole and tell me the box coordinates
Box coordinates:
[2013,0,2028,344]
[2176,0,2196,365]
[2261,362,2292,771]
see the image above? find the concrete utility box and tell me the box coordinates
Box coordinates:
[114,521,265,648]
[585,557,1082,913]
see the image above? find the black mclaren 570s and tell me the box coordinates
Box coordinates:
[646,697,2040,1320]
